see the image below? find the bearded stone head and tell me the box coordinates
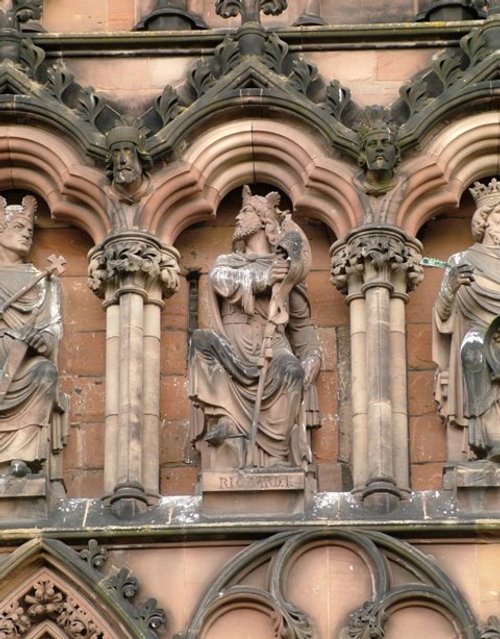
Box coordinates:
[232,186,283,251]
[105,125,152,191]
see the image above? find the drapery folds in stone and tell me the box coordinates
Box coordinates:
[0,195,64,493]
[433,178,500,467]
[88,232,180,519]
[331,226,423,512]
[189,187,321,473]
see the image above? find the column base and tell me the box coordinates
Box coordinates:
[105,482,155,520]
[361,478,403,514]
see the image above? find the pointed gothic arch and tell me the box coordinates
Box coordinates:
[145,117,362,244]
[394,111,500,235]
[0,538,167,639]
[0,125,108,243]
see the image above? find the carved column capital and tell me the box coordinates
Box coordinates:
[330,225,423,301]
[87,231,180,302]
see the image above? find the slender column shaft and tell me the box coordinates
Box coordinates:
[331,226,423,509]
[116,289,144,487]
[104,302,120,495]
[349,296,368,488]
[88,232,180,518]
[142,291,162,497]
[390,295,410,490]
[364,284,393,482]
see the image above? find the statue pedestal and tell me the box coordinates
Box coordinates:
[200,469,307,517]
[443,461,500,512]
[0,474,50,520]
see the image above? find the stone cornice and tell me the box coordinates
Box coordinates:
[31,21,479,57]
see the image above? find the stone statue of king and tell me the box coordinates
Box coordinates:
[0,195,63,478]
[189,186,321,471]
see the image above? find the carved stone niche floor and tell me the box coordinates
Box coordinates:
[200,469,308,517]
[0,474,49,520]
[443,460,500,512]
[6,486,500,532]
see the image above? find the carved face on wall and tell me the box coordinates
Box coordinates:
[0,216,33,259]
[362,131,398,172]
[111,141,143,188]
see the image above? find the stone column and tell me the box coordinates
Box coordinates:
[88,231,180,519]
[331,225,423,512]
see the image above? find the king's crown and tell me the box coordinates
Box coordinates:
[470,178,500,208]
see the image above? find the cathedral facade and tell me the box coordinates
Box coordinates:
[0,1,500,638]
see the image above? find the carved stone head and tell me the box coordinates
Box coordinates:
[357,122,400,174]
[232,185,284,251]
[0,194,37,261]
[105,125,152,189]
[470,178,500,244]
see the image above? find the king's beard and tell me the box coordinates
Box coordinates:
[232,219,262,243]
[487,226,500,246]
[114,165,142,187]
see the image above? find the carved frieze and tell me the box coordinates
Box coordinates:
[0,576,110,639]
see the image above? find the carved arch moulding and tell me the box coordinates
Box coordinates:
[145,118,363,243]
[394,112,500,235]
[0,537,167,639]
[178,528,499,639]
[0,125,108,243]
[0,7,498,239]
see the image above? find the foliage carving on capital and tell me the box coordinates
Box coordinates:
[88,235,180,299]
[331,230,423,295]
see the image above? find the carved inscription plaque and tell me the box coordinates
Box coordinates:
[202,470,305,492]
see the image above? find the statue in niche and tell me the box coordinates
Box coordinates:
[433,178,500,463]
[189,186,321,470]
[105,124,153,232]
[0,195,64,477]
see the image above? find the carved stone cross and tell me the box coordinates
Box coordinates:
[46,253,67,276]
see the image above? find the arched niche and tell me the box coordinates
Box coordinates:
[405,177,497,475]
[395,112,500,236]
[142,118,363,244]
[0,124,109,244]
[0,186,106,499]
[159,183,350,495]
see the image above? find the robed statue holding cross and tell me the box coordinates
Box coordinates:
[0,195,64,478]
